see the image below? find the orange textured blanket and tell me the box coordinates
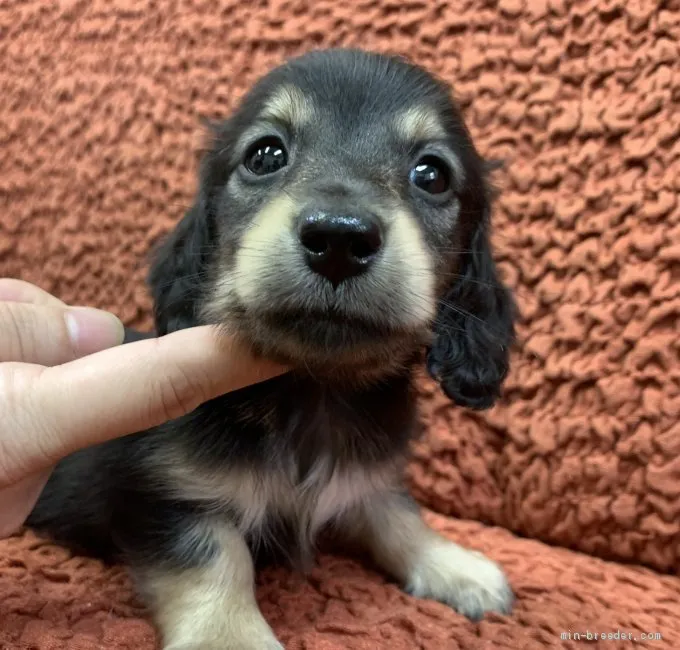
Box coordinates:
[3,516,680,650]
[1,0,679,648]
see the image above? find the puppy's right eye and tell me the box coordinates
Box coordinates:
[243,137,288,175]
[409,155,451,195]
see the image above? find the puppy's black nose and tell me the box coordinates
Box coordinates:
[299,213,383,286]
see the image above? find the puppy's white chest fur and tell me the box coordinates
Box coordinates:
[165,456,393,540]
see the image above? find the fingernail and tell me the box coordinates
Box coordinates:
[65,308,125,356]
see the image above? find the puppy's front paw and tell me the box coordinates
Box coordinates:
[165,626,284,650]
[405,540,514,621]
[166,639,283,650]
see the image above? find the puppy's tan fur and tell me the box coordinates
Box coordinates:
[258,84,315,127]
[141,523,282,650]
[393,106,447,142]
[343,493,513,618]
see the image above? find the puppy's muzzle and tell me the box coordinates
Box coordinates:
[298,212,383,287]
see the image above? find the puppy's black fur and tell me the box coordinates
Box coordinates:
[28,49,516,643]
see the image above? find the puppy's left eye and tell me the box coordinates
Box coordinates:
[243,137,288,175]
[409,156,451,195]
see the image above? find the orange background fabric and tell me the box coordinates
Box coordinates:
[1,1,679,648]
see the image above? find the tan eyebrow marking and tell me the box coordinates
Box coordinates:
[392,106,447,142]
[258,84,314,127]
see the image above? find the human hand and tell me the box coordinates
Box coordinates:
[0,279,286,538]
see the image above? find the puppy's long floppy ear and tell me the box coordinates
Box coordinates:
[426,163,517,410]
[147,122,228,335]
[147,194,213,335]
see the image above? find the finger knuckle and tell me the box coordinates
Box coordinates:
[155,362,208,423]
[0,366,46,486]
[0,302,32,363]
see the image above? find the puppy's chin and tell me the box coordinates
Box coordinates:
[217,305,432,383]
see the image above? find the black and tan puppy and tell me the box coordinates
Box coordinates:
[28,48,517,649]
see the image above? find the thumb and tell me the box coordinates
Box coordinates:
[0,301,124,365]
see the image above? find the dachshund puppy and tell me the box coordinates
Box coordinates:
[28,48,516,649]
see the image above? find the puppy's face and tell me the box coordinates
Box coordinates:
[150,50,516,408]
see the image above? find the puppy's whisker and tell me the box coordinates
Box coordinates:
[185,244,230,252]
[430,247,479,255]
[408,291,536,359]
[437,302,512,340]
[151,290,209,319]
[408,266,529,297]
[237,252,283,263]
[150,271,212,291]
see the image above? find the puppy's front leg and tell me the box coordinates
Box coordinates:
[341,491,514,621]
[134,523,282,650]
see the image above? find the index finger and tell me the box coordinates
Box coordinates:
[25,326,287,466]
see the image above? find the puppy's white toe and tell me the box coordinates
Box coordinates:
[165,626,284,650]
[405,540,514,620]
[167,641,283,650]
